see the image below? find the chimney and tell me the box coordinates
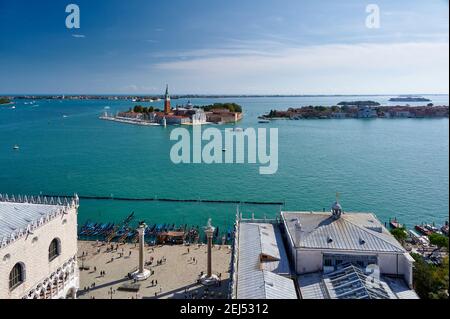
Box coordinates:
[294,218,302,246]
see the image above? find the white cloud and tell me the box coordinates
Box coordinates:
[151,41,449,94]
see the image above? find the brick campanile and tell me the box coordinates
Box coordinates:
[164,84,171,114]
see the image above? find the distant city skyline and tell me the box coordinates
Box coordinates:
[0,0,448,95]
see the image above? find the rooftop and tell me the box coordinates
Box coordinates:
[298,264,419,299]
[235,222,297,299]
[0,195,78,249]
[282,211,405,253]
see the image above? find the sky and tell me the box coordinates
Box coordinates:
[0,0,448,95]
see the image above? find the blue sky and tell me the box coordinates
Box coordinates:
[0,0,448,94]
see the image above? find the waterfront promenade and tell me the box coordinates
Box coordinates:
[77,241,231,299]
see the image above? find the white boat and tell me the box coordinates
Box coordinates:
[13,145,19,150]
[259,119,270,124]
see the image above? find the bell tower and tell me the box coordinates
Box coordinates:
[164,84,171,114]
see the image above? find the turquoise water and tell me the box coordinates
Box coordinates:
[0,95,448,232]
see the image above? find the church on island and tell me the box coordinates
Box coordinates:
[102,85,243,126]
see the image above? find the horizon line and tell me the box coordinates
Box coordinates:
[2,93,449,97]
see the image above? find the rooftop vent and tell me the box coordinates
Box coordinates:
[359,238,366,245]
[327,236,333,243]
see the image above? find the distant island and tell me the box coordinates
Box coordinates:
[0,97,11,105]
[337,101,380,107]
[100,86,243,126]
[389,96,432,102]
[260,104,449,120]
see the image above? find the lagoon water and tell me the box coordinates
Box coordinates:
[0,95,448,232]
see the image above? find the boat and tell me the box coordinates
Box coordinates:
[258,119,270,124]
[424,224,441,234]
[415,225,432,236]
[13,145,19,150]
[389,218,403,229]
[123,212,135,225]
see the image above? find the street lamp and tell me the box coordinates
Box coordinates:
[108,287,116,299]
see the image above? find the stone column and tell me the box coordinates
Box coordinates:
[133,222,151,281]
[138,225,145,274]
[206,226,214,277]
[200,219,219,286]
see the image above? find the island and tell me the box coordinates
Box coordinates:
[100,86,243,126]
[389,96,432,102]
[260,103,449,120]
[0,97,12,105]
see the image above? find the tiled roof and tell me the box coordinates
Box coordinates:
[283,212,405,253]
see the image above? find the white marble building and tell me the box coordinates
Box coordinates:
[0,194,79,299]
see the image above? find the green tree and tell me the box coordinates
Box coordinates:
[429,233,449,250]
[391,228,408,245]
[411,253,449,299]
[202,103,243,113]
[0,97,11,105]
[133,105,144,113]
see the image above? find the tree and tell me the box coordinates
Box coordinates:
[411,253,449,299]
[202,103,243,113]
[133,105,144,113]
[0,97,11,105]
[429,233,449,250]
[391,228,407,245]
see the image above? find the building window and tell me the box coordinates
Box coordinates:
[49,238,61,261]
[9,263,24,290]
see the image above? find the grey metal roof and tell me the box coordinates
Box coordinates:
[381,276,419,299]
[236,222,296,299]
[297,273,328,299]
[283,212,405,253]
[0,195,78,249]
[263,271,298,299]
[0,202,63,238]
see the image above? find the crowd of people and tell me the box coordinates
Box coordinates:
[78,241,229,299]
